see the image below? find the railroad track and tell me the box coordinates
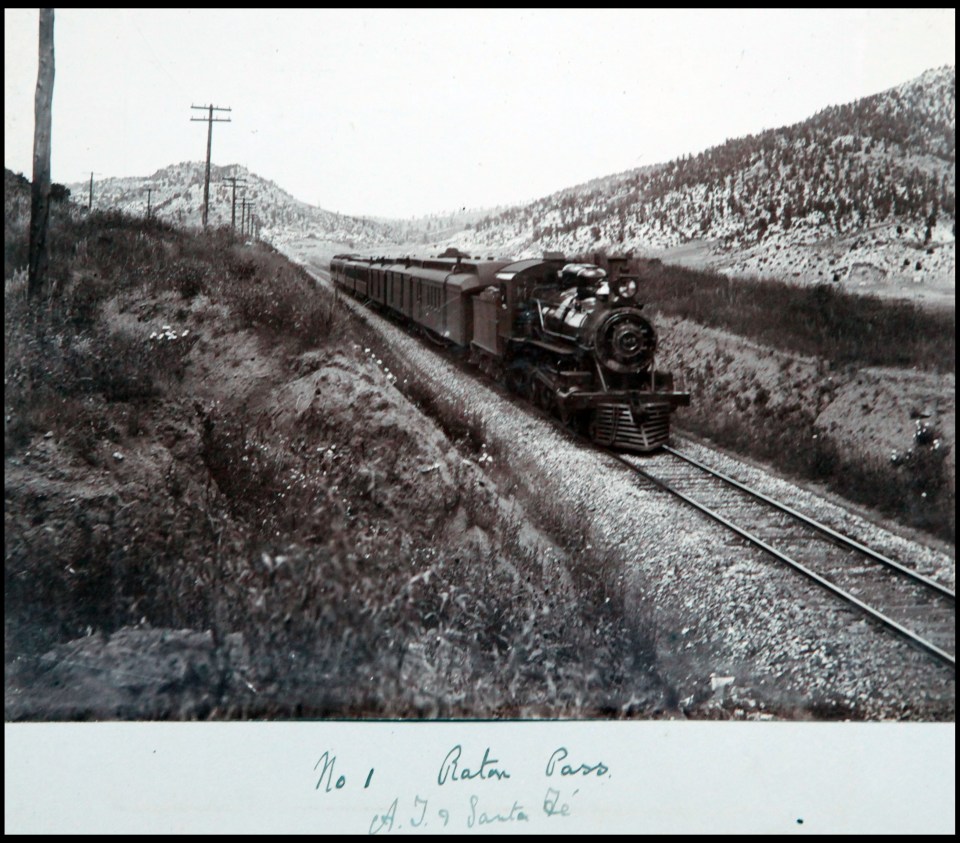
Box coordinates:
[611,445,955,670]
[312,259,955,670]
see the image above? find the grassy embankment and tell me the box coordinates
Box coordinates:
[638,260,955,541]
[5,184,663,719]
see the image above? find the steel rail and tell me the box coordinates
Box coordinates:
[325,260,954,668]
[664,445,955,601]
[607,449,955,670]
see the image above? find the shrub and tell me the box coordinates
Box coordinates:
[5,201,668,719]
[575,253,956,374]
[172,258,209,300]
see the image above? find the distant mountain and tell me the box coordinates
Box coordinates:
[60,66,955,293]
[66,162,405,250]
[65,163,509,254]
[441,65,955,292]
[374,205,509,246]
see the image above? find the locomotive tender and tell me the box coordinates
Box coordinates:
[330,250,689,451]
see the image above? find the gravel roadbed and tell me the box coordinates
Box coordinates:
[303,264,954,720]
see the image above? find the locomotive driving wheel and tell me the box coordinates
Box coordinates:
[532,379,555,414]
[505,362,532,398]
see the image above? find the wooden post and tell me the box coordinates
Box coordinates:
[202,104,212,226]
[28,8,55,299]
[190,104,231,229]
[223,175,245,231]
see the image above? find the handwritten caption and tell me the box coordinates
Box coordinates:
[314,745,610,833]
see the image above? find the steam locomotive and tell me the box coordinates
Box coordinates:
[329,250,689,451]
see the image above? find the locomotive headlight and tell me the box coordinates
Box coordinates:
[618,279,638,299]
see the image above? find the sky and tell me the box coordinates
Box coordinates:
[4,9,956,219]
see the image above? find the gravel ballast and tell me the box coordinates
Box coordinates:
[303,263,954,721]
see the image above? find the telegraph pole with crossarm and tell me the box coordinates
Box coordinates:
[190,103,231,228]
[223,175,245,232]
[240,197,256,239]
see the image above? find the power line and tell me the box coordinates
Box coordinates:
[190,103,231,228]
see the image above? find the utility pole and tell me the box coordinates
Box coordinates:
[86,171,102,211]
[223,175,245,231]
[190,103,231,228]
[240,198,256,239]
[28,8,55,299]
[247,203,257,238]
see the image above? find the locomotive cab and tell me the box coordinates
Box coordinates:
[473,257,568,356]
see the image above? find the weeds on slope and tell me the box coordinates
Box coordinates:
[574,252,955,373]
[6,202,665,719]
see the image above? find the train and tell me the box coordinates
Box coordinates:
[329,249,689,451]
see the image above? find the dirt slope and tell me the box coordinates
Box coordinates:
[5,222,663,720]
[655,315,955,539]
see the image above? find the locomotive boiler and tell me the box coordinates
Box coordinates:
[330,251,689,452]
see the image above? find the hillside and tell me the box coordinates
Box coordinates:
[58,66,956,303]
[65,163,507,254]
[5,172,955,720]
[67,164,525,260]
[66,162,405,250]
[4,177,663,720]
[441,66,956,300]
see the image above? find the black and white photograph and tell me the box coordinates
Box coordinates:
[4,8,955,833]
